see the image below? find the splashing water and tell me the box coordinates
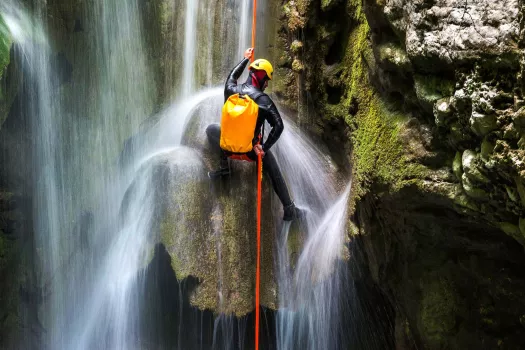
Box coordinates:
[273,119,352,350]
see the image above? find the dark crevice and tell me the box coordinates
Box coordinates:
[348,96,359,115]
[326,84,343,104]
[138,243,277,350]
[321,3,354,66]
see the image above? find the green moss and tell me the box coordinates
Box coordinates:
[498,222,525,246]
[290,40,303,54]
[158,161,278,316]
[419,277,459,346]
[284,1,306,32]
[0,14,11,81]
[292,58,305,72]
[321,0,337,11]
[335,4,426,208]
[160,210,189,279]
[452,151,463,179]
[0,13,13,128]
[480,137,495,160]
[414,74,455,110]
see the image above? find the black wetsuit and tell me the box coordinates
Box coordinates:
[206,58,293,208]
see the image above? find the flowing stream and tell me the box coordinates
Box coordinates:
[1,0,355,349]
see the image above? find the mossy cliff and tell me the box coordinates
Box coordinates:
[274,0,525,348]
[0,14,13,128]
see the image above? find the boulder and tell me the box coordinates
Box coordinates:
[434,97,453,126]
[461,173,489,200]
[461,150,489,184]
[155,105,295,316]
[470,111,498,136]
[414,75,454,114]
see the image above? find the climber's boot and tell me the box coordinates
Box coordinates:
[283,202,305,222]
[208,167,231,178]
[208,158,231,179]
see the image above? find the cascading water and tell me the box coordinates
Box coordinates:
[1,0,154,347]
[273,121,352,350]
[0,3,68,348]
[182,0,200,97]
[2,0,359,348]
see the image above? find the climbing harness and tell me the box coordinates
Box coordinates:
[251,0,262,349]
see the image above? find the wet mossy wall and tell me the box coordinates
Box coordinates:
[272,0,427,207]
[0,15,10,79]
[273,0,525,348]
[0,14,12,127]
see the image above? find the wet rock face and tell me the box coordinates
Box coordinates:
[275,0,525,348]
[0,15,13,128]
[367,0,525,346]
[384,0,520,67]
[152,108,283,317]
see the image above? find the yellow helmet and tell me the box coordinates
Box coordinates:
[249,59,274,80]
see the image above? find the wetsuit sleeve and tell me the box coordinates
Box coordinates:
[256,94,284,152]
[224,58,250,100]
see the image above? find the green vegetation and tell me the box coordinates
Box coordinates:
[332,2,425,208]
[419,277,459,346]
[0,14,11,81]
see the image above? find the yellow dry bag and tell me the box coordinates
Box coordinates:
[220,93,259,153]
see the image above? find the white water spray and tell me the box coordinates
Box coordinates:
[273,119,352,350]
[182,0,200,97]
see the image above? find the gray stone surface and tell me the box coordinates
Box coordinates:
[384,0,520,64]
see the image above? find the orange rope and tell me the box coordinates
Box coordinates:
[255,153,262,350]
[252,1,260,349]
[251,0,257,63]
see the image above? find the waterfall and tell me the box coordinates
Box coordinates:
[273,120,352,350]
[1,0,354,349]
[236,0,252,82]
[2,0,156,347]
[182,0,199,97]
[1,3,67,347]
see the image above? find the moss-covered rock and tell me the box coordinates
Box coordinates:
[276,0,525,348]
[376,43,411,72]
[0,13,12,128]
[419,277,459,348]
[433,97,453,127]
[153,108,292,316]
[414,75,454,114]
[290,40,303,54]
[462,150,489,184]
[470,111,498,136]
[0,15,10,80]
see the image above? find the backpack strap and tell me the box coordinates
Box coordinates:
[240,85,265,102]
[250,91,264,101]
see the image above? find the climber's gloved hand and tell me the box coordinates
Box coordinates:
[253,144,265,158]
[244,48,254,60]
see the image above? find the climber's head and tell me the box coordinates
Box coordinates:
[249,59,273,91]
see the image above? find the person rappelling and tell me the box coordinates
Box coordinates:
[206,47,303,222]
